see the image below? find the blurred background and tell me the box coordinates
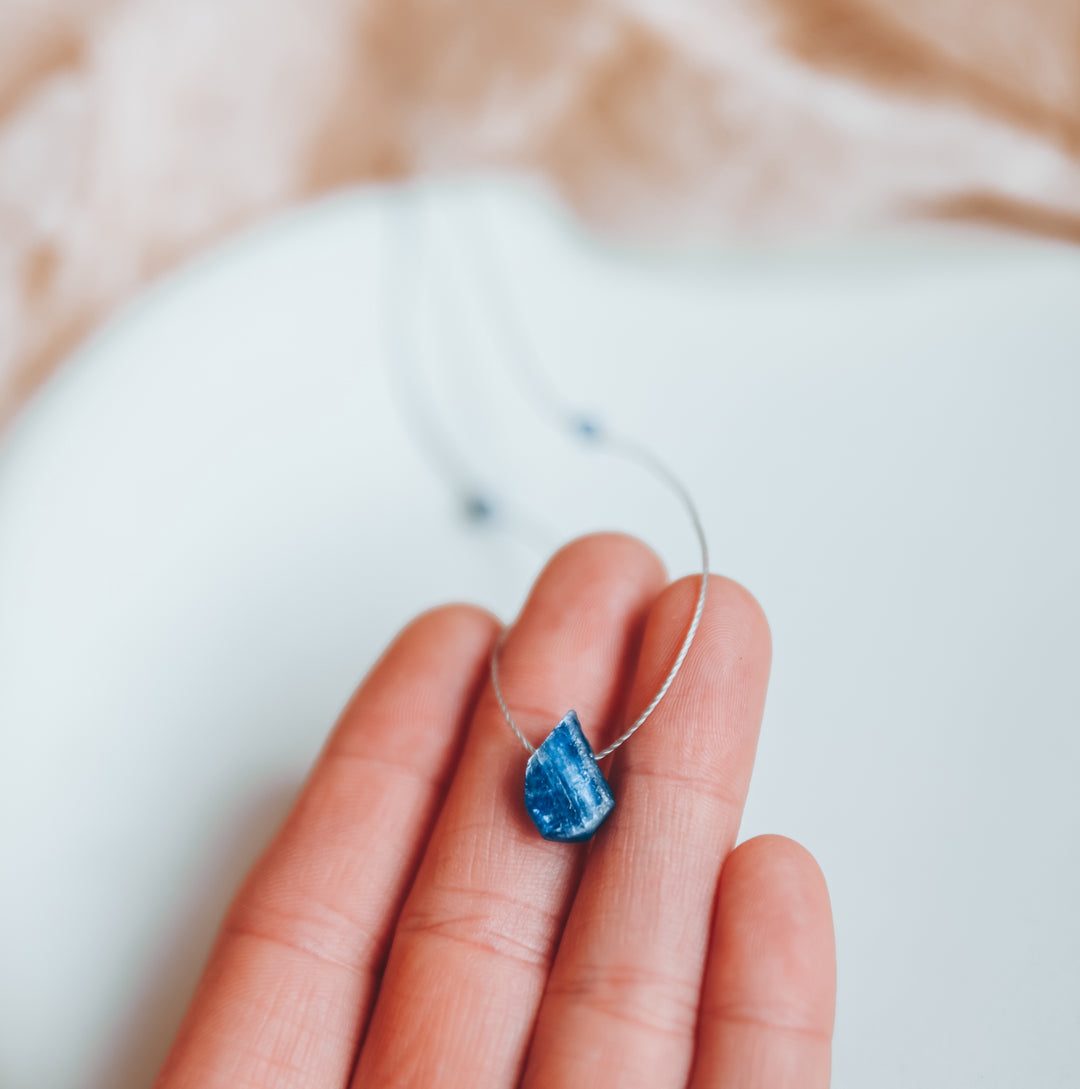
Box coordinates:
[4,0,1080,420]
[1,2,1079,1087]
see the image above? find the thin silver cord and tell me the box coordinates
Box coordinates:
[472,201,710,759]
[381,191,483,500]
[589,435,708,759]
[381,189,560,558]
[464,199,586,430]
[491,625,536,755]
[490,434,709,759]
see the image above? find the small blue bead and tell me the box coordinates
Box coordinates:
[573,416,603,442]
[463,493,496,523]
[524,711,615,842]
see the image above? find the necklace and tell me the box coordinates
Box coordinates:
[383,188,710,842]
[490,424,709,841]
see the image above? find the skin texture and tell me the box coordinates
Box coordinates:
[154,533,836,1089]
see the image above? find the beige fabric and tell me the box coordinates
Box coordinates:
[2,0,1079,424]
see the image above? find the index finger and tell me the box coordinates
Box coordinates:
[154,604,499,1089]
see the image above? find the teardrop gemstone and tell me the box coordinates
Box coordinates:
[524,711,615,842]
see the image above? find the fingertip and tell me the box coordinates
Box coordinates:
[356,602,500,700]
[332,601,500,760]
[398,600,503,648]
[713,834,836,1037]
[499,534,668,708]
[643,573,771,681]
[690,833,834,1087]
[710,575,772,662]
[725,834,827,889]
[621,574,771,781]
[536,532,667,599]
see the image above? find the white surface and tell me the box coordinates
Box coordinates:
[1,180,1078,1088]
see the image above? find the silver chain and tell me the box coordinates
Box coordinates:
[490,427,709,760]
[390,189,712,760]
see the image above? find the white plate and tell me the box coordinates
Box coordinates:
[1,180,1078,1088]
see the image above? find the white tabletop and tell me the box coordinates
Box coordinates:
[1,180,1078,1088]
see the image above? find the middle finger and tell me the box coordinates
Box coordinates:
[351,533,666,1088]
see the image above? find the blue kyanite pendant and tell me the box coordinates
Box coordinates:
[524,710,615,842]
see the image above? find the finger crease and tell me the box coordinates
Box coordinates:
[626,764,744,812]
[222,910,378,982]
[709,1006,834,1045]
[398,901,559,972]
[549,967,700,1038]
[322,749,448,793]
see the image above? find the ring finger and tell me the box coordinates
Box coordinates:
[522,574,772,1089]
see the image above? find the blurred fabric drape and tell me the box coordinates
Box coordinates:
[2,0,1079,424]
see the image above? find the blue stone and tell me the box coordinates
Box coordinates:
[524,711,615,842]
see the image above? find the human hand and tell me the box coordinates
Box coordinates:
[154,534,835,1088]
